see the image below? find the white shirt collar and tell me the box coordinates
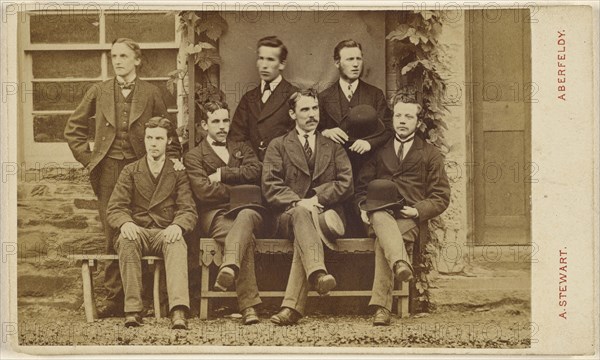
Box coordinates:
[262,74,282,93]
[207,136,230,164]
[339,78,359,94]
[394,134,416,158]
[116,74,137,84]
[296,127,316,137]
[146,154,165,169]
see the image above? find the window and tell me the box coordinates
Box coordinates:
[22,10,179,146]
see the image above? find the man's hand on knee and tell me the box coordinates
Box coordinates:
[120,222,141,240]
[160,224,183,244]
[296,196,322,211]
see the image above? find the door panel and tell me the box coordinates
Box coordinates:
[470,9,531,245]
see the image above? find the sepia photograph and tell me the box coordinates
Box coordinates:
[1,1,597,356]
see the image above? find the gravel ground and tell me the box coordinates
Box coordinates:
[17,303,530,348]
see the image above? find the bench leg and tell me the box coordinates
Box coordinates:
[81,261,96,322]
[153,262,162,319]
[199,263,209,320]
[397,281,409,318]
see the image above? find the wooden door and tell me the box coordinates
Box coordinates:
[469,9,532,245]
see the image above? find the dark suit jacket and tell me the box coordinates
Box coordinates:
[184,139,262,235]
[355,135,450,233]
[318,79,392,150]
[229,78,298,161]
[106,156,197,234]
[64,78,181,195]
[262,130,353,218]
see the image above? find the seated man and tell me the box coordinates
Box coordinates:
[355,93,450,326]
[262,89,353,326]
[107,117,197,329]
[184,100,264,325]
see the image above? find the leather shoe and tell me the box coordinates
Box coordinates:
[314,272,336,296]
[241,306,259,325]
[124,312,143,327]
[270,307,301,326]
[394,261,414,282]
[372,306,391,326]
[170,308,188,330]
[214,266,235,291]
[97,299,124,318]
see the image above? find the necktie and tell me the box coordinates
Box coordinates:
[303,134,312,158]
[396,135,414,162]
[212,140,226,147]
[261,81,272,103]
[347,84,353,101]
[118,81,135,90]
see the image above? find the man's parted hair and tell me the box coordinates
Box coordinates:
[111,38,142,60]
[333,39,363,61]
[288,88,319,111]
[257,36,288,63]
[198,100,229,123]
[390,93,423,115]
[145,117,173,134]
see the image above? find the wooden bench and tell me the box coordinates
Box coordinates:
[199,238,410,320]
[67,254,163,323]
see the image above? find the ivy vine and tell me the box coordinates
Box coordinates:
[387,10,450,154]
[166,11,228,146]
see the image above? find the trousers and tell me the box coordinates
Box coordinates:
[276,206,328,315]
[97,157,135,302]
[115,227,189,313]
[209,209,263,311]
[368,210,418,311]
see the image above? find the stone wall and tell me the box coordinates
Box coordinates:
[18,176,105,308]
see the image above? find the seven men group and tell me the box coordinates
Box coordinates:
[65,36,450,329]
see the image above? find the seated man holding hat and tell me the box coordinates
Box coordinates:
[184,100,265,325]
[355,92,450,326]
[262,88,353,326]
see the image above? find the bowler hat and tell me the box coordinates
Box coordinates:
[358,179,405,212]
[224,185,267,217]
[311,208,345,251]
[346,104,386,141]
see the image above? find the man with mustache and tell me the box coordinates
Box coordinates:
[355,93,450,326]
[184,100,264,325]
[318,39,392,236]
[229,36,298,161]
[262,89,353,326]
[64,38,183,318]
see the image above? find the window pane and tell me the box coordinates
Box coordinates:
[33,81,99,111]
[108,49,177,78]
[105,13,175,43]
[147,80,177,110]
[32,51,102,79]
[33,114,95,142]
[30,13,100,43]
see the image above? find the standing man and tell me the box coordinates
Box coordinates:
[64,38,183,317]
[262,89,353,326]
[107,117,197,329]
[229,36,298,161]
[355,93,450,326]
[184,100,264,325]
[318,39,392,236]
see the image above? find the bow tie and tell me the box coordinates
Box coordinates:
[395,134,415,143]
[118,81,135,90]
[212,140,226,147]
